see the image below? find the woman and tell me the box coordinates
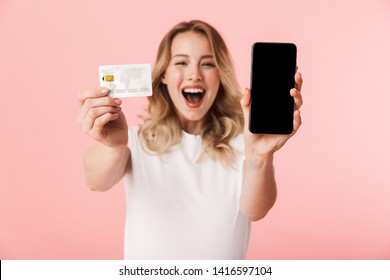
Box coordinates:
[77,20,303,259]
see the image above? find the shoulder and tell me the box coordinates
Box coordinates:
[128,125,141,144]
[128,125,140,137]
[127,125,142,156]
[230,133,244,153]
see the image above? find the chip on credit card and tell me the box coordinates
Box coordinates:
[99,64,153,98]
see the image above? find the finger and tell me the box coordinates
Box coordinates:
[240,88,251,108]
[78,88,110,108]
[90,112,120,141]
[290,109,302,137]
[290,88,303,110]
[240,88,251,127]
[79,97,122,121]
[294,72,303,92]
[80,105,122,130]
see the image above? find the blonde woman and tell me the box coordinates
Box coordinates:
[77,20,303,259]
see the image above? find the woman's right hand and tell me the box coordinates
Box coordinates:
[77,88,128,149]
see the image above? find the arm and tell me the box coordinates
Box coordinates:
[239,72,303,221]
[84,144,130,191]
[77,88,130,191]
[240,154,277,221]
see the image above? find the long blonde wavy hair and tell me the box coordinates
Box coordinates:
[139,20,244,166]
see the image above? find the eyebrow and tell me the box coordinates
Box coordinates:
[172,54,215,59]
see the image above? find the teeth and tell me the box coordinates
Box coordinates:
[183,88,204,94]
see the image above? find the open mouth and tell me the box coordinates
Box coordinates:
[182,88,205,105]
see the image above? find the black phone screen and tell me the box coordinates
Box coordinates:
[249,42,297,134]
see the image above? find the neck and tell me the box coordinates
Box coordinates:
[179,118,203,135]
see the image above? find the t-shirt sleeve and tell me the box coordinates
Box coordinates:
[231,133,245,157]
[127,126,141,159]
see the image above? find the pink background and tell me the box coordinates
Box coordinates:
[1,0,389,259]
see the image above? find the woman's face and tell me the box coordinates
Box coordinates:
[162,31,220,134]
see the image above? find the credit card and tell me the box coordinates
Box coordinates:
[99,64,153,98]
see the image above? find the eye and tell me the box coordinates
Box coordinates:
[174,61,187,66]
[201,61,216,68]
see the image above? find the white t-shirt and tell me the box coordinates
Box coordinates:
[123,126,250,259]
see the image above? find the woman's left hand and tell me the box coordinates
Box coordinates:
[240,72,303,160]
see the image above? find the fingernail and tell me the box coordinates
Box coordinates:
[101,88,109,94]
[114,98,122,105]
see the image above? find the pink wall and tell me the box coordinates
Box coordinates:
[1,0,389,259]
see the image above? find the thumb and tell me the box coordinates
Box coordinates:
[240,88,251,126]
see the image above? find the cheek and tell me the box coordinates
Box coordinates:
[164,71,182,95]
[166,68,184,83]
[207,70,220,84]
[208,73,221,93]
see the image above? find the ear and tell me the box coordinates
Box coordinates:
[161,73,167,85]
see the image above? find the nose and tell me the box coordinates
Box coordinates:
[187,65,202,81]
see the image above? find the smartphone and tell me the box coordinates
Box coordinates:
[249,42,297,134]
